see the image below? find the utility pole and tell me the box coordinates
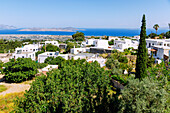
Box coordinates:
[169,23,170,32]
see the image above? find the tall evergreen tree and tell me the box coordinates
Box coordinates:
[135,15,147,79]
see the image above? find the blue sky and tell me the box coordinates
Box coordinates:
[0,0,170,29]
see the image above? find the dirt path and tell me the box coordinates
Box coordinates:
[0,83,30,96]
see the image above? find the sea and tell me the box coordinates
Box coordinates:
[0,28,168,36]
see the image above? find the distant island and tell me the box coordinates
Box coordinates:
[18,27,79,32]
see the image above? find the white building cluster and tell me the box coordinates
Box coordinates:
[8,37,170,66]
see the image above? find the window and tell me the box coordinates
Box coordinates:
[33,49,35,51]
[30,55,31,58]
[164,44,166,46]
[167,44,170,47]
[50,53,52,55]
[22,56,24,58]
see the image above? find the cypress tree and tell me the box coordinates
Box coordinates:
[135,14,147,79]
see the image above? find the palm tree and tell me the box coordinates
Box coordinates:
[153,24,159,34]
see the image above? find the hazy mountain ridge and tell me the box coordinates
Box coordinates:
[19,27,79,32]
[0,24,17,30]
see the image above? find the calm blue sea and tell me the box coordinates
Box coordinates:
[0,29,168,36]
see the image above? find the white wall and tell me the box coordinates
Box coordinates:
[45,41,59,47]
[94,39,108,49]
[12,52,36,61]
[70,48,87,54]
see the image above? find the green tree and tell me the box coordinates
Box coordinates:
[14,60,116,112]
[153,24,159,34]
[42,44,60,52]
[72,31,85,41]
[148,33,157,38]
[44,56,66,65]
[3,58,38,83]
[108,39,114,45]
[135,15,147,79]
[165,31,170,39]
[118,78,170,113]
[66,42,77,53]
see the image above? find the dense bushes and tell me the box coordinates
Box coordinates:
[14,59,116,112]
[0,39,23,53]
[36,63,48,69]
[44,56,66,65]
[119,77,170,112]
[42,44,60,52]
[3,58,38,83]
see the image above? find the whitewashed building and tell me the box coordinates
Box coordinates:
[146,39,170,48]
[45,41,59,47]
[150,45,170,60]
[38,51,69,63]
[12,52,36,61]
[14,44,42,53]
[70,47,90,54]
[81,39,108,48]
[114,39,138,52]
[11,44,42,61]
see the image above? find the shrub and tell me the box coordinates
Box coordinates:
[3,58,37,83]
[36,63,48,69]
[118,78,170,112]
[14,59,116,112]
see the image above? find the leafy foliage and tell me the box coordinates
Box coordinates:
[119,77,170,113]
[36,63,48,69]
[72,31,85,41]
[44,56,66,66]
[0,39,23,53]
[148,33,157,39]
[42,44,60,52]
[135,15,147,79]
[153,24,159,34]
[14,59,117,112]
[147,61,170,81]
[3,58,38,83]
[108,39,114,45]
[165,31,170,39]
[65,42,78,53]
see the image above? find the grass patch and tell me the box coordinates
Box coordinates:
[0,92,24,113]
[0,85,7,93]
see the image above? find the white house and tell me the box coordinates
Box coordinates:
[38,51,69,63]
[45,41,59,47]
[70,47,90,54]
[94,39,109,49]
[114,39,138,52]
[81,39,96,47]
[81,39,108,49]
[14,44,41,53]
[12,52,36,61]
[150,45,170,61]
[146,39,170,48]
[11,44,42,61]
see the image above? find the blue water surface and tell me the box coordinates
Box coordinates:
[0,28,168,36]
